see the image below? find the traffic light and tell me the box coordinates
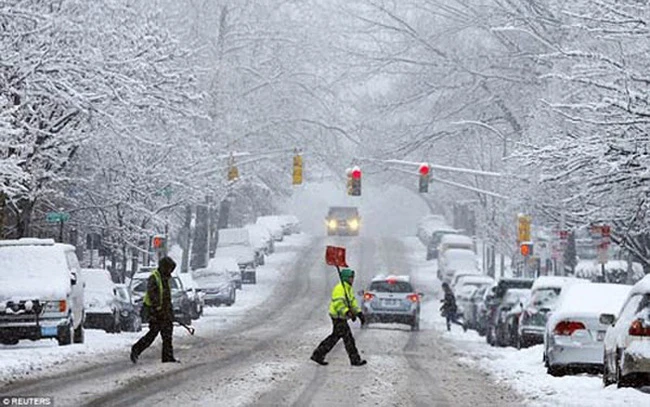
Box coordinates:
[520,242,533,257]
[347,167,361,196]
[292,154,303,185]
[227,164,239,181]
[517,214,531,243]
[418,163,430,193]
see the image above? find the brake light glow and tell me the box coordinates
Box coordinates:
[407,294,419,303]
[386,278,397,285]
[629,319,650,337]
[58,300,67,313]
[363,293,375,302]
[553,320,586,336]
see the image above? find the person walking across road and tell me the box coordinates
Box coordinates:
[311,268,367,366]
[131,256,179,363]
[440,282,466,332]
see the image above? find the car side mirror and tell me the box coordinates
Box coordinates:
[599,313,616,326]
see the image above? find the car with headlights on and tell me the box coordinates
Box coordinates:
[0,239,85,346]
[82,268,122,333]
[602,275,650,387]
[113,283,142,332]
[360,275,422,330]
[192,265,236,307]
[544,282,631,377]
[517,276,586,349]
[325,206,360,236]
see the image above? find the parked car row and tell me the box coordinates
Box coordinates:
[459,269,650,388]
[0,215,302,347]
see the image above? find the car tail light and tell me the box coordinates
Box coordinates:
[59,300,67,313]
[553,320,586,336]
[629,319,650,336]
[407,294,419,303]
[363,293,375,302]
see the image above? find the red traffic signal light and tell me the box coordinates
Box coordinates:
[351,167,362,179]
[418,163,430,176]
[520,242,533,257]
[152,235,166,249]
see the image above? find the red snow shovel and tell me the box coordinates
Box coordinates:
[176,321,195,335]
[325,246,353,312]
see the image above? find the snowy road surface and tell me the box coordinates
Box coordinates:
[0,235,521,406]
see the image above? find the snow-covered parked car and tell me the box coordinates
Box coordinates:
[256,216,284,242]
[211,256,243,290]
[113,284,142,332]
[602,275,650,388]
[278,215,301,234]
[544,282,631,376]
[517,276,587,348]
[438,234,475,257]
[176,272,204,320]
[0,238,85,346]
[426,227,459,260]
[192,263,237,307]
[245,224,272,265]
[81,268,122,333]
[439,248,480,283]
[216,228,256,284]
[416,214,447,246]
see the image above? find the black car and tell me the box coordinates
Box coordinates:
[326,206,360,236]
[492,288,531,347]
[426,229,459,260]
[463,284,492,332]
[114,284,142,332]
[485,278,534,346]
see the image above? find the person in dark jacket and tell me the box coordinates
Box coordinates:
[440,282,466,332]
[130,256,178,363]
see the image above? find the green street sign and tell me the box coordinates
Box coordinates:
[46,212,70,223]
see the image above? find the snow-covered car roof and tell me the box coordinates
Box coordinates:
[81,268,115,304]
[0,240,77,301]
[175,272,196,289]
[531,276,587,291]
[457,275,494,285]
[217,228,251,248]
[629,274,650,296]
[440,234,474,245]
[214,246,255,264]
[246,224,271,249]
[371,274,410,283]
[209,256,240,271]
[551,283,631,322]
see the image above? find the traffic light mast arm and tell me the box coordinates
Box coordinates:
[384,159,503,178]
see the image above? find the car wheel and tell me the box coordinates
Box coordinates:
[57,323,73,346]
[616,350,634,388]
[0,337,19,345]
[486,327,495,346]
[73,322,84,344]
[547,364,565,377]
[603,352,615,387]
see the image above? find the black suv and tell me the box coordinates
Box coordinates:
[326,206,360,236]
[484,278,534,346]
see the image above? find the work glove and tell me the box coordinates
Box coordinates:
[346,310,357,321]
[357,312,366,325]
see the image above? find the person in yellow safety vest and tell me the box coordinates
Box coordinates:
[311,268,367,366]
[130,256,178,363]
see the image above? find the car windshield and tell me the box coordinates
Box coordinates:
[171,277,182,291]
[115,286,130,302]
[369,281,413,293]
[328,207,358,218]
[131,278,148,294]
[529,287,561,310]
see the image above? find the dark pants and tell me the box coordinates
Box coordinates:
[132,317,174,361]
[445,311,464,331]
[312,318,361,364]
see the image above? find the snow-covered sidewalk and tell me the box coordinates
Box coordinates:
[0,233,312,384]
[403,236,650,407]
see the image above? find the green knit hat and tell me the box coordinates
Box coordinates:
[340,268,355,283]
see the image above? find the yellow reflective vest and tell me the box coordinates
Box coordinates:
[328,281,361,319]
[143,269,163,311]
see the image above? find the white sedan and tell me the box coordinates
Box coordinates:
[602,275,650,388]
[544,282,631,376]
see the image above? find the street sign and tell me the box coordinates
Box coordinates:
[517,214,531,243]
[46,212,70,223]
